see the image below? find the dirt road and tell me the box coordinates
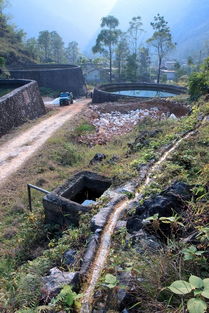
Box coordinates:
[0,99,88,187]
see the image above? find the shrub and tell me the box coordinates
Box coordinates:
[189,57,209,100]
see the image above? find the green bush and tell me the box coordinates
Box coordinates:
[74,122,95,136]
[189,57,209,100]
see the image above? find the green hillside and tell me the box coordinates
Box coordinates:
[0,13,35,66]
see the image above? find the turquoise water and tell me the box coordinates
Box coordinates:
[111,89,177,98]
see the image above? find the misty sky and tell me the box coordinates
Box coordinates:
[7,0,191,53]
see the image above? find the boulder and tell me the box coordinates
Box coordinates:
[41,267,79,300]
[63,249,77,266]
[90,153,106,165]
[127,182,193,234]
[127,217,143,233]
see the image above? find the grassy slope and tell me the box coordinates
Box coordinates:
[94,100,209,313]
[0,100,208,312]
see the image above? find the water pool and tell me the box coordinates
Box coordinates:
[111,89,177,98]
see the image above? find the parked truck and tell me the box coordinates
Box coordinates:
[59,91,73,106]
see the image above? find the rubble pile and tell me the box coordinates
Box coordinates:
[79,107,168,146]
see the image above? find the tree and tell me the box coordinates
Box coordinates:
[128,16,143,56]
[127,16,144,81]
[147,14,175,83]
[50,31,65,63]
[138,47,151,81]
[115,33,129,81]
[66,41,79,64]
[124,54,137,82]
[25,37,40,60]
[92,15,121,82]
[0,0,9,14]
[38,31,51,62]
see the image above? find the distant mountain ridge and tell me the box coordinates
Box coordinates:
[7,0,209,59]
[171,0,209,58]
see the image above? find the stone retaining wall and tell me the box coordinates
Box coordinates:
[0,79,46,136]
[8,64,86,97]
[92,82,187,103]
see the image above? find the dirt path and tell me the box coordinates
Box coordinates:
[0,99,88,187]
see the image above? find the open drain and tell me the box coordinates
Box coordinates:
[43,171,111,227]
[60,171,111,205]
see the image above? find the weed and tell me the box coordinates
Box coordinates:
[74,121,96,136]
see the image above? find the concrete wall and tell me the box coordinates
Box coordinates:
[92,82,187,103]
[0,79,46,136]
[8,64,86,97]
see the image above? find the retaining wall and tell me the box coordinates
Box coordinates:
[0,79,46,136]
[8,64,86,97]
[92,82,187,103]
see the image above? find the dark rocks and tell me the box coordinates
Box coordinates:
[136,194,182,218]
[127,182,193,234]
[127,217,143,233]
[128,129,162,152]
[108,155,120,164]
[129,229,162,253]
[162,181,193,202]
[41,267,79,300]
[90,153,106,165]
[63,249,77,266]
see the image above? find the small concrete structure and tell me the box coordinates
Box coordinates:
[43,171,112,228]
[0,79,46,136]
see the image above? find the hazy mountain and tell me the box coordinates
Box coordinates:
[171,0,209,58]
[7,0,209,59]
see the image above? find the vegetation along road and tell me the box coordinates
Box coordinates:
[0,99,88,187]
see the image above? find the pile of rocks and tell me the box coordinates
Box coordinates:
[79,108,166,146]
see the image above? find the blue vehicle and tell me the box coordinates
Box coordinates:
[59,91,73,106]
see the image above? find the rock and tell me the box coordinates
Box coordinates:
[127,182,193,234]
[162,181,193,202]
[115,220,127,230]
[130,229,162,253]
[90,153,106,165]
[108,155,119,164]
[135,181,193,218]
[41,267,79,300]
[63,249,77,266]
[128,129,162,152]
[91,206,113,232]
[169,113,177,119]
[136,194,182,218]
[127,216,143,233]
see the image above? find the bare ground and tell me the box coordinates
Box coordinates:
[0,99,89,187]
